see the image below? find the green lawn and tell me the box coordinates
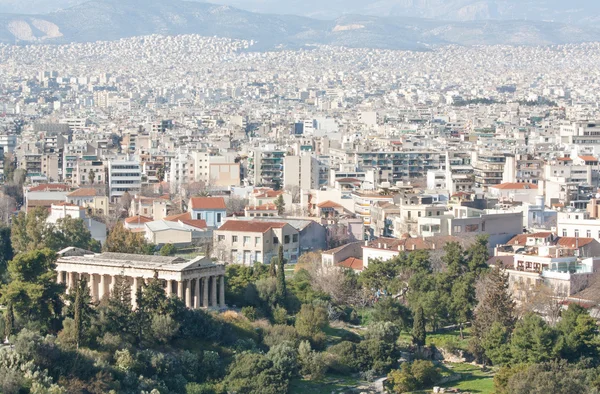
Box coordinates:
[439,363,495,393]
[290,375,364,394]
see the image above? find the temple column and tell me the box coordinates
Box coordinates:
[68,272,77,294]
[98,274,106,300]
[109,275,116,296]
[131,277,141,309]
[219,275,225,308]
[211,276,217,308]
[185,280,192,308]
[177,281,184,300]
[56,271,64,284]
[194,277,201,309]
[202,277,209,308]
[166,280,173,297]
[89,274,97,302]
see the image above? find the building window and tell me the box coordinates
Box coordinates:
[292,234,298,242]
[453,225,462,233]
[243,236,251,246]
[273,237,279,244]
[284,235,290,244]
[217,213,222,223]
[575,230,579,238]
[563,229,567,237]
[217,235,225,242]
[418,211,422,217]
[428,211,432,217]
[465,224,479,233]
[587,230,592,238]
[232,235,238,243]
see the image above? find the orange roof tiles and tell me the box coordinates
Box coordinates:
[506,232,552,245]
[317,200,343,209]
[67,188,99,197]
[218,220,287,233]
[337,257,364,271]
[579,156,599,162]
[124,215,153,224]
[491,182,538,190]
[556,237,595,248]
[164,212,192,221]
[189,197,226,210]
[29,183,70,192]
[179,219,207,230]
[557,157,572,161]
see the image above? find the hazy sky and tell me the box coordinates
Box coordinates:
[1,0,599,24]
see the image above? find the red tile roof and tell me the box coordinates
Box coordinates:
[253,190,284,198]
[28,183,70,192]
[179,219,207,230]
[491,182,538,190]
[337,257,364,271]
[124,215,153,224]
[189,197,226,210]
[557,157,572,161]
[218,220,287,233]
[317,200,343,209]
[164,212,192,221]
[506,232,552,245]
[67,188,99,197]
[579,156,599,162]
[556,237,595,248]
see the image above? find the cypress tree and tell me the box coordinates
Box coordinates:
[4,302,14,342]
[269,256,277,277]
[276,245,286,302]
[74,279,84,349]
[412,305,426,347]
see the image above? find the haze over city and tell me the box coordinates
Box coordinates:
[0,1,598,394]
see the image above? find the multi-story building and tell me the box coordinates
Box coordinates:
[249,148,286,189]
[472,151,506,190]
[503,154,544,185]
[107,160,141,200]
[213,220,300,265]
[283,154,319,191]
[445,151,474,194]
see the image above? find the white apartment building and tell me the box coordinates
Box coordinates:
[283,155,319,191]
[108,160,141,200]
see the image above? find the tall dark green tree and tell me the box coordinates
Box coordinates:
[104,275,134,337]
[73,278,85,349]
[471,266,515,363]
[466,234,490,275]
[4,302,14,340]
[0,225,13,282]
[276,245,286,302]
[269,256,277,278]
[0,248,64,332]
[412,305,426,347]
[274,195,285,216]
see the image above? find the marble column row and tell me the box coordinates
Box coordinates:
[57,271,225,309]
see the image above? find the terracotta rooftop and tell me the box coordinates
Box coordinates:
[253,190,284,198]
[556,237,595,248]
[28,183,70,192]
[557,157,572,161]
[124,215,153,224]
[491,182,538,190]
[67,188,99,197]
[317,200,343,209]
[164,212,192,221]
[218,220,287,233]
[178,219,207,230]
[579,156,599,162]
[189,197,226,210]
[506,232,553,245]
[336,257,364,271]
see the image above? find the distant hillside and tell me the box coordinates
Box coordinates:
[1,0,600,49]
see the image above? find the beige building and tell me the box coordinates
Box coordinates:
[213,220,300,265]
[210,162,241,187]
[56,248,225,309]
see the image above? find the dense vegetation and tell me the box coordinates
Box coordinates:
[1,210,600,393]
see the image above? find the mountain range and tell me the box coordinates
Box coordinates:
[2,0,600,49]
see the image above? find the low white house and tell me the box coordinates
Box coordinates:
[47,203,107,244]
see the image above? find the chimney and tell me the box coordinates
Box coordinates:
[365,240,369,246]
